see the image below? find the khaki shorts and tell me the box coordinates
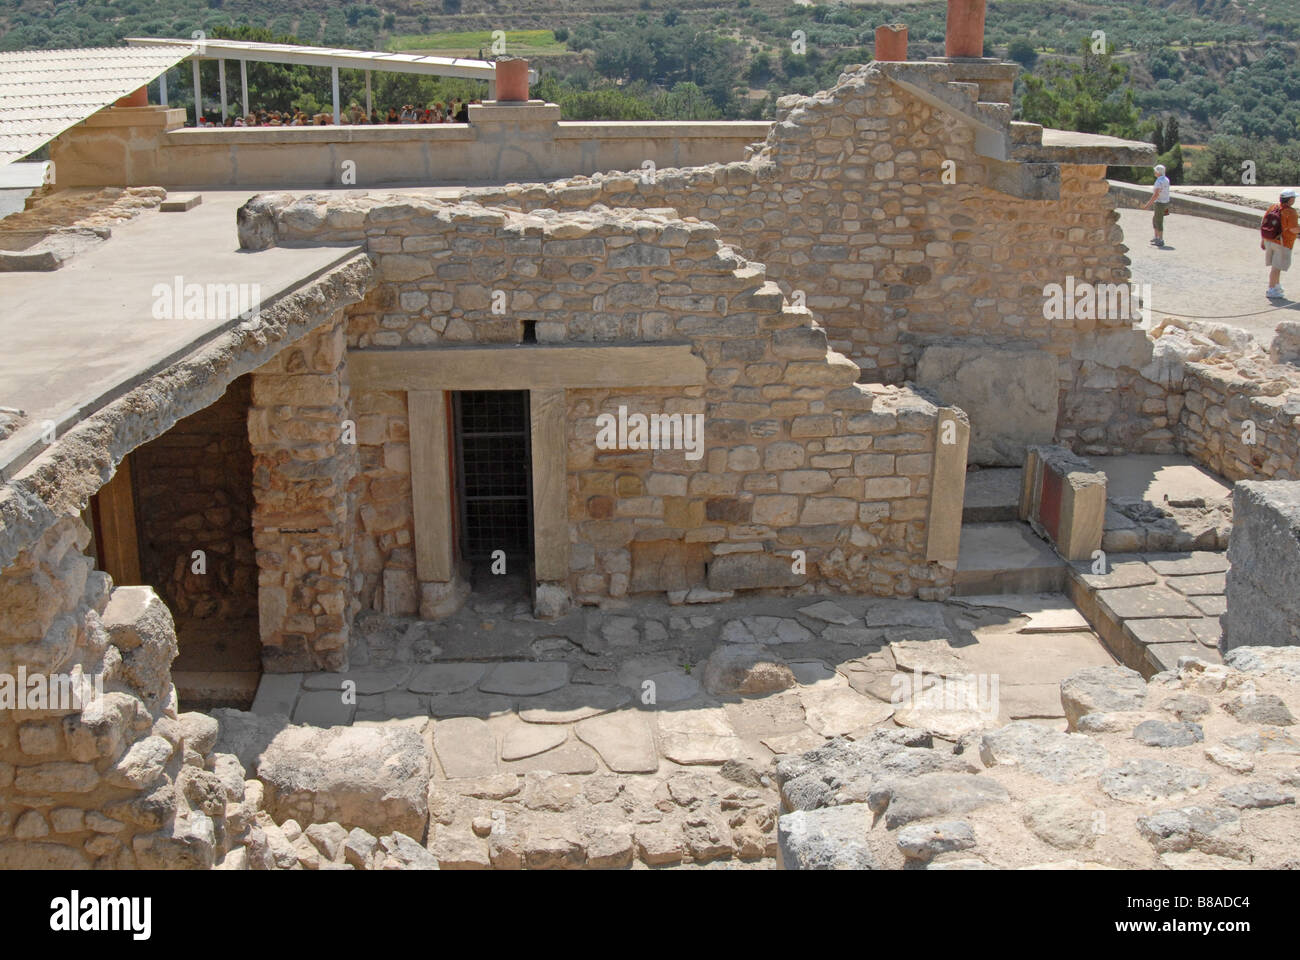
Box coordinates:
[1265,240,1293,271]
[1153,201,1170,230]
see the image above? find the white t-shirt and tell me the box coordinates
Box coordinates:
[1154,176,1171,204]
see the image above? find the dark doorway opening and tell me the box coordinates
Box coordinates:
[452,390,534,595]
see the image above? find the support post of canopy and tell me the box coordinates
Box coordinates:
[240,59,249,118]
[218,58,227,122]
[332,65,340,125]
[159,70,168,106]
[365,70,372,120]
[191,57,201,125]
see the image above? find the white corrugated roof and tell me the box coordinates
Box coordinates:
[127,36,505,81]
[0,45,193,164]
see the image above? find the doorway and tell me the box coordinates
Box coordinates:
[452,390,534,597]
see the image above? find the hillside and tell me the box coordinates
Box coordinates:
[2,0,1297,181]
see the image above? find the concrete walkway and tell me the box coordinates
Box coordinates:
[1118,207,1299,345]
[0,189,360,475]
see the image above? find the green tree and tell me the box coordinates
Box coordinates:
[1007,39,1037,69]
[1019,38,1143,139]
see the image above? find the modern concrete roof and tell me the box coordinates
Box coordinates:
[126,36,516,83]
[0,45,193,165]
[0,189,361,478]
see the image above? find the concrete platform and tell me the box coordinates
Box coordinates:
[1093,453,1233,554]
[0,188,362,479]
[962,467,1022,523]
[954,521,1066,596]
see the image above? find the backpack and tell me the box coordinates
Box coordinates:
[1262,204,1284,242]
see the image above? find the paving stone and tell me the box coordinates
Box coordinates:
[1222,694,1294,726]
[1146,641,1214,674]
[502,742,600,775]
[1097,585,1200,621]
[821,625,882,646]
[1021,795,1100,849]
[1159,694,1211,721]
[701,643,796,696]
[721,616,815,645]
[866,599,947,628]
[434,717,498,779]
[890,637,967,678]
[1190,618,1222,648]
[428,691,515,719]
[1099,758,1210,803]
[1136,805,1246,860]
[515,685,631,723]
[657,706,744,765]
[302,666,411,695]
[479,661,570,696]
[892,705,988,740]
[799,686,895,737]
[957,631,1112,686]
[500,721,569,761]
[1133,719,1204,748]
[724,693,806,738]
[999,683,1066,720]
[1190,595,1227,617]
[1204,745,1254,773]
[778,806,877,870]
[291,690,355,727]
[760,729,827,756]
[630,669,696,704]
[1146,552,1230,576]
[1069,556,1156,589]
[957,594,1089,633]
[1223,727,1300,754]
[868,773,1010,829]
[897,820,977,862]
[1217,781,1296,809]
[1164,572,1227,596]
[615,655,680,689]
[979,721,1109,783]
[1060,665,1148,729]
[797,601,858,625]
[787,659,836,685]
[251,673,303,716]
[1125,617,1199,645]
[574,711,658,773]
[409,662,489,695]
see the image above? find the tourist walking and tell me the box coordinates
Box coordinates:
[1262,188,1299,300]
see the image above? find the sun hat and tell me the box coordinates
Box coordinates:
[1282,188,1297,200]
[1154,164,1166,175]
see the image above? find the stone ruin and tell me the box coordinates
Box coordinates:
[2,43,1299,870]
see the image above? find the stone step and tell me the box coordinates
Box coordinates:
[962,467,1022,524]
[1010,121,1044,146]
[174,670,260,711]
[975,101,1013,129]
[954,521,1066,596]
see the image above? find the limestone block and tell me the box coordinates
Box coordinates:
[917,345,1058,466]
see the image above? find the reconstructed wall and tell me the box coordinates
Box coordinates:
[132,375,257,628]
[241,195,959,604]
[248,313,360,672]
[461,64,1153,456]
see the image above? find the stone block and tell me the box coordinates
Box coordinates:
[917,345,1058,467]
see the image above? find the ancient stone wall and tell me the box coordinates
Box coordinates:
[248,313,360,672]
[1178,362,1300,484]
[239,195,958,604]
[459,64,1153,457]
[132,375,257,627]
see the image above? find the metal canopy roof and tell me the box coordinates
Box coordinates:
[126,36,510,83]
[0,45,193,164]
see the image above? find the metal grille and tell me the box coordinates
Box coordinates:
[453,391,533,562]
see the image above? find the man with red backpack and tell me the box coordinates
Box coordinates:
[1262,188,1298,299]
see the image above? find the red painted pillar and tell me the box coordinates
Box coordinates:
[874,24,909,62]
[494,57,530,102]
[945,0,988,58]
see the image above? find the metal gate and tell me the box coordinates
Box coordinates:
[452,390,534,563]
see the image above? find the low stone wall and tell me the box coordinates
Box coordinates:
[48,104,770,190]
[1223,481,1300,649]
[1179,361,1300,484]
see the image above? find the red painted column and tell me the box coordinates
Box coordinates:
[494,57,530,102]
[945,0,988,58]
[874,24,909,62]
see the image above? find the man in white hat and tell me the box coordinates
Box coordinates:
[1142,164,1172,248]
[1261,188,1298,299]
